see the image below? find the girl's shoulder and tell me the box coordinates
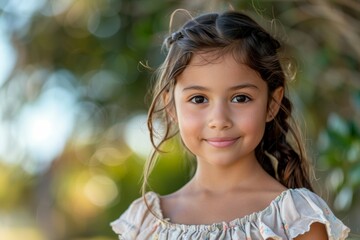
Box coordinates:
[273,188,350,239]
[110,192,160,239]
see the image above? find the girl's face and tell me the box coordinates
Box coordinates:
[173,53,282,167]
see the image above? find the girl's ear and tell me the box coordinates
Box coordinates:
[266,87,284,122]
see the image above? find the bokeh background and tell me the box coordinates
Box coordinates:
[0,0,359,239]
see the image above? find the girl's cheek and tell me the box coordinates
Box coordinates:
[180,112,202,127]
[178,104,202,117]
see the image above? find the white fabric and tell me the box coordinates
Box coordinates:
[111,188,350,239]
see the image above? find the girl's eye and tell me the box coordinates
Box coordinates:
[232,95,251,103]
[190,96,208,104]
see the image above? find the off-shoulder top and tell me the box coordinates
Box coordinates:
[111,188,350,239]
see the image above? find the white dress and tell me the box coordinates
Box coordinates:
[111,188,350,239]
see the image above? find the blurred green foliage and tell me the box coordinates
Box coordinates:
[0,0,359,239]
[318,114,360,212]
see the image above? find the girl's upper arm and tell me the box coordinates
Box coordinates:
[294,222,328,240]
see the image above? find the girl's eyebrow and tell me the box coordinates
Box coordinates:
[182,83,259,92]
[229,83,259,91]
[182,85,208,92]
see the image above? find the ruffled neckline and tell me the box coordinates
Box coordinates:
[149,188,294,230]
[111,187,350,239]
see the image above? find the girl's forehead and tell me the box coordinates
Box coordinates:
[176,52,265,88]
[182,52,258,77]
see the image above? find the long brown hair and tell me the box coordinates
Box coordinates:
[143,10,314,198]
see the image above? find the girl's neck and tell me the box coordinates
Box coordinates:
[186,157,267,195]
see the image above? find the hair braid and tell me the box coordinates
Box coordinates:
[260,96,313,191]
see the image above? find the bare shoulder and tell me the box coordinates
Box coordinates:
[159,191,179,210]
[159,189,187,220]
[255,169,287,196]
[294,222,328,240]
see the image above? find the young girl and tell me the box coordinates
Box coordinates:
[111,10,350,239]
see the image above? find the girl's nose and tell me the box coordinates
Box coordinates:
[207,103,233,130]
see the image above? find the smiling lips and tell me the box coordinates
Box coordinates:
[205,137,239,148]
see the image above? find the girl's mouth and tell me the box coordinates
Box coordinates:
[205,137,239,148]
